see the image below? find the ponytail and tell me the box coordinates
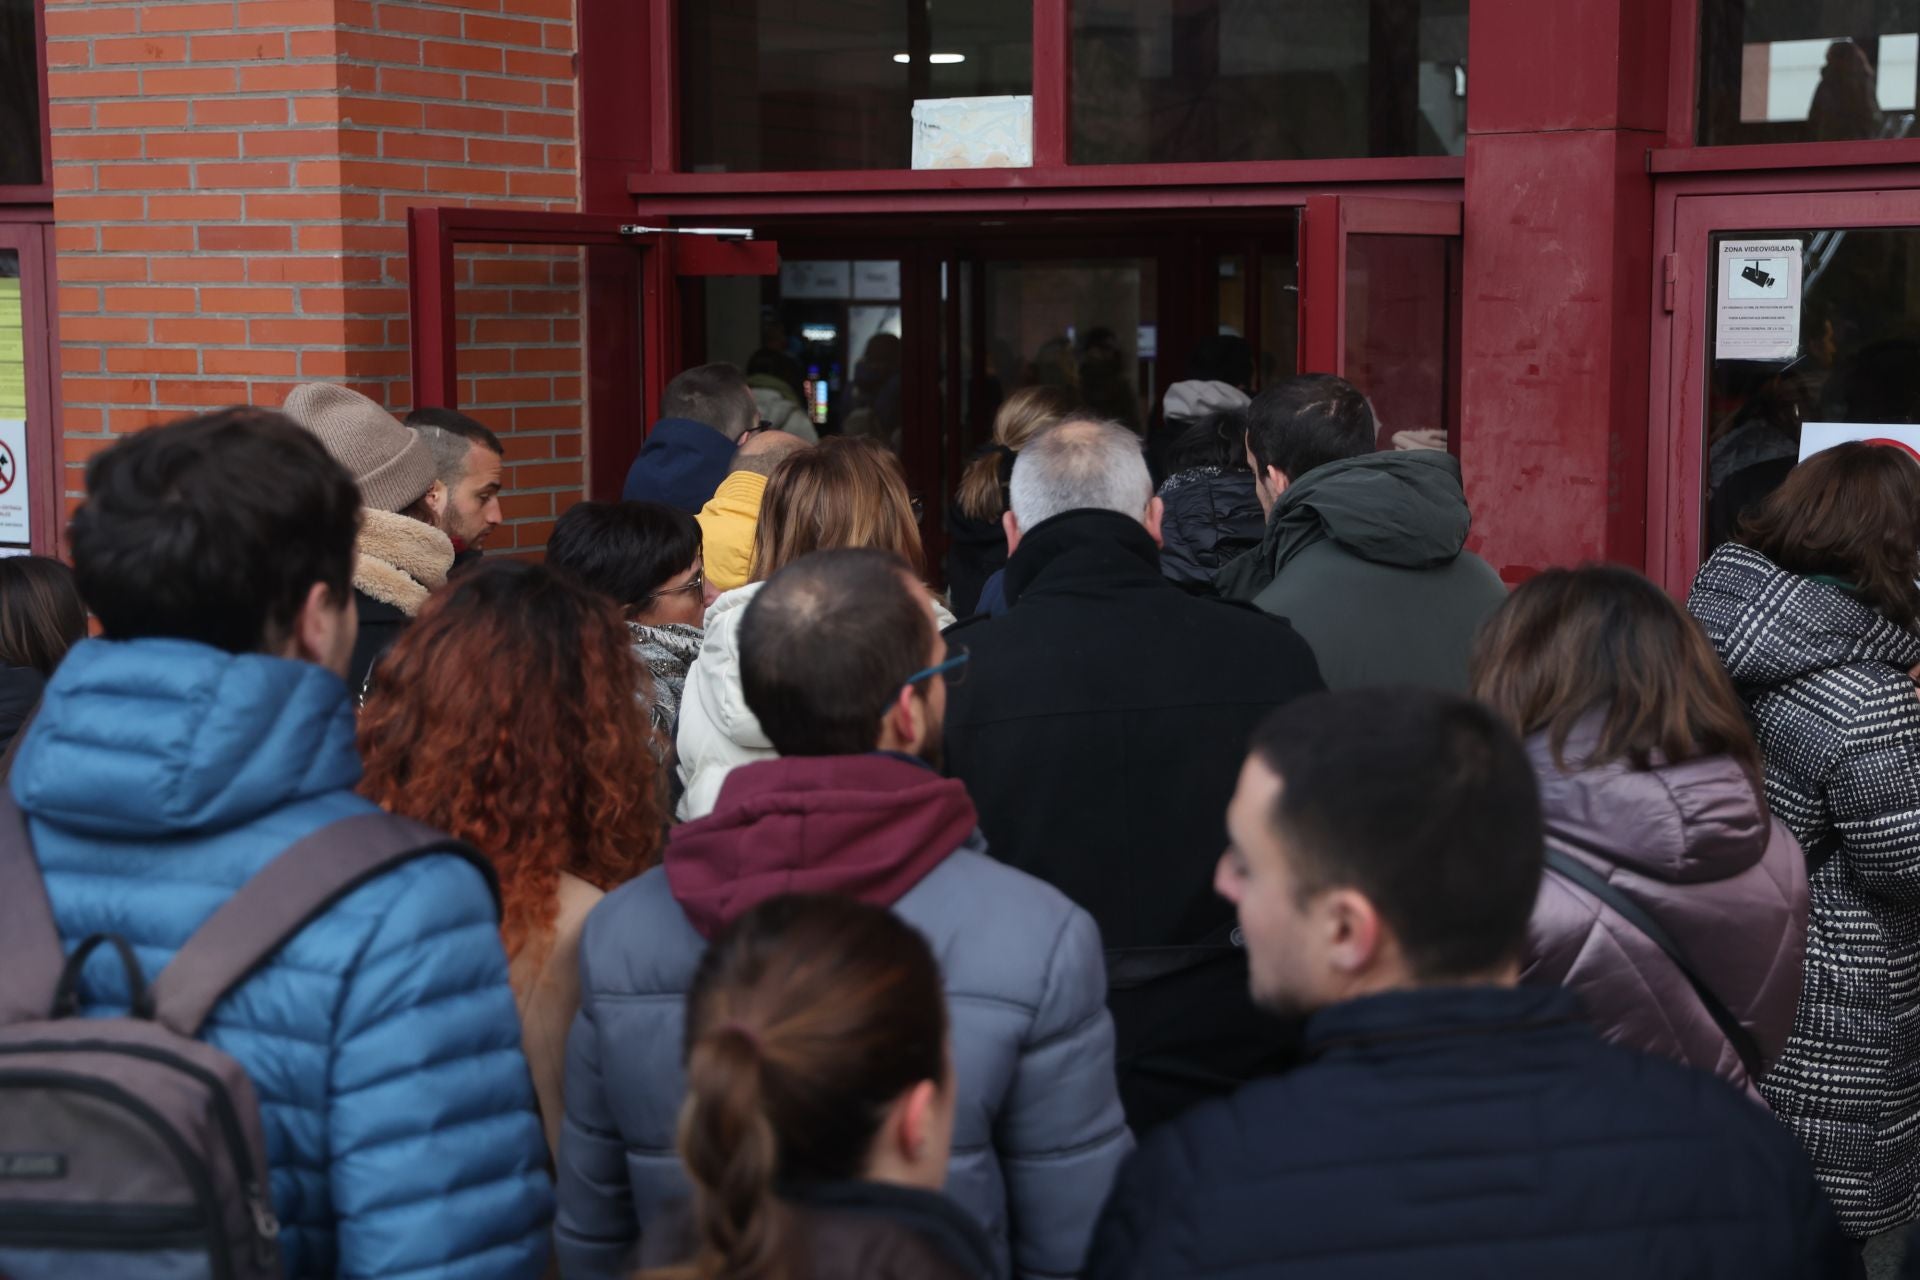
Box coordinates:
[955,449,1011,523]
[676,1026,790,1280]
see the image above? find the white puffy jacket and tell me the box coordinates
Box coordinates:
[676,581,957,820]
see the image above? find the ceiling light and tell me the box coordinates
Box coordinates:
[893,52,967,63]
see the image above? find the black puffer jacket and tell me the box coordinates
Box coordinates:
[1090,986,1851,1280]
[1690,542,1920,1237]
[1155,467,1264,592]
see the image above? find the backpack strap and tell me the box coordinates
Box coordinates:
[0,784,66,1028]
[147,812,500,1039]
[1544,847,1767,1083]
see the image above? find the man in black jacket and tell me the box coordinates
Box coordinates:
[943,416,1325,1134]
[1089,689,1853,1280]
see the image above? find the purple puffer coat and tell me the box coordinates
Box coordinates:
[1520,720,1809,1098]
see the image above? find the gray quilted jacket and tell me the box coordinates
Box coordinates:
[1690,543,1920,1237]
[554,756,1132,1280]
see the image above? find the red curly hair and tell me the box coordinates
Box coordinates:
[358,560,663,965]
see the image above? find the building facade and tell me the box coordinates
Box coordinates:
[3,0,1914,588]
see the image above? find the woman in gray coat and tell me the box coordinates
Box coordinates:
[1471,565,1808,1100]
[1689,442,1920,1240]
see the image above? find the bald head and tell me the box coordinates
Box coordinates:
[731,430,811,477]
[1009,417,1156,529]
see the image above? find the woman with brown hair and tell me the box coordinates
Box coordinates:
[1689,441,1920,1239]
[1470,564,1807,1098]
[945,386,1077,617]
[358,560,664,1154]
[0,555,87,755]
[675,437,953,820]
[643,893,991,1280]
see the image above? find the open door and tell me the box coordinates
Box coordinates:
[1299,195,1463,453]
[406,210,778,546]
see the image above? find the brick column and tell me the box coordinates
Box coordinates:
[44,0,581,552]
[1458,0,1671,579]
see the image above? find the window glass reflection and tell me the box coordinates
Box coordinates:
[679,0,1033,173]
[1700,0,1920,145]
[1,0,44,186]
[1072,0,1468,164]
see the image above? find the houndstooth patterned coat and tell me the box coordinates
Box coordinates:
[1690,543,1920,1238]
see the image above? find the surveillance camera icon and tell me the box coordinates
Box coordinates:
[1740,262,1776,290]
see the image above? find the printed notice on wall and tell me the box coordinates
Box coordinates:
[1798,422,1920,463]
[0,418,30,545]
[1715,239,1804,361]
[0,277,24,420]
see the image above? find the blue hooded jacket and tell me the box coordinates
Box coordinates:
[14,638,554,1279]
[620,418,737,514]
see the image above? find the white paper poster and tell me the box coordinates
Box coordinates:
[852,261,901,300]
[0,418,30,546]
[1798,421,1920,463]
[780,261,852,300]
[911,95,1033,169]
[1715,239,1804,361]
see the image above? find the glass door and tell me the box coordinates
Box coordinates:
[1299,195,1463,453]
[1652,188,1920,591]
[407,210,777,551]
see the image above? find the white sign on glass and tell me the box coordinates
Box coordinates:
[911,95,1033,169]
[780,261,853,300]
[1715,238,1804,361]
[1798,421,1920,463]
[0,418,30,545]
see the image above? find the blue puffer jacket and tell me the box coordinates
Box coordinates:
[15,639,554,1279]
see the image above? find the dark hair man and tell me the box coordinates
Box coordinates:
[406,405,505,562]
[1088,688,1851,1280]
[23,409,553,1276]
[1215,373,1507,690]
[943,417,1325,1133]
[621,363,759,514]
[558,549,1130,1280]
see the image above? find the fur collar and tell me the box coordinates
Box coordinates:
[355,509,453,616]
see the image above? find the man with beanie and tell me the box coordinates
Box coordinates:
[282,382,455,693]
[696,428,810,593]
[622,363,758,513]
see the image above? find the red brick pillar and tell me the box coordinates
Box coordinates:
[1459,0,1672,579]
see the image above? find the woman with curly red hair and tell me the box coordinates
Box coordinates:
[358,559,664,1154]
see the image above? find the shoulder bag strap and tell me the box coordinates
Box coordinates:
[147,811,500,1039]
[0,782,67,1027]
[1544,847,1767,1083]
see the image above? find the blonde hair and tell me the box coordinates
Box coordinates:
[955,385,1078,522]
[749,438,925,582]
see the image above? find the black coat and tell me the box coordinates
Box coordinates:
[1090,986,1854,1280]
[0,664,45,758]
[943,510,1324,1132]
[348,589,408,697]
[1156,467,1265,591]
[944,500,1009,621]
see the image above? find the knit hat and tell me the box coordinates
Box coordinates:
[281,382,438,514]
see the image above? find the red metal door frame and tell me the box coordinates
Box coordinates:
[1648,176,1920,593]
[0,222,58,555]
[406,208,775,502]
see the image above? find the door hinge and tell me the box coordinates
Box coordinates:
[1662,253,1677,313]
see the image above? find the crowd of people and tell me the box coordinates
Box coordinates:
[6,355,1920,1280]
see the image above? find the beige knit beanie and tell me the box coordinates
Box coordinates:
[282,382,437,514]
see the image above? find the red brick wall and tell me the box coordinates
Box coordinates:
[44,0,583,552]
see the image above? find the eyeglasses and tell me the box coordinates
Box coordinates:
[639,566,705,604]
[743,420,778,438]
[904,644,968,689]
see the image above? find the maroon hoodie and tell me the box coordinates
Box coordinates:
[665,754,981,939]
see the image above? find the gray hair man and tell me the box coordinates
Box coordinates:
[943,414,1326,1135]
